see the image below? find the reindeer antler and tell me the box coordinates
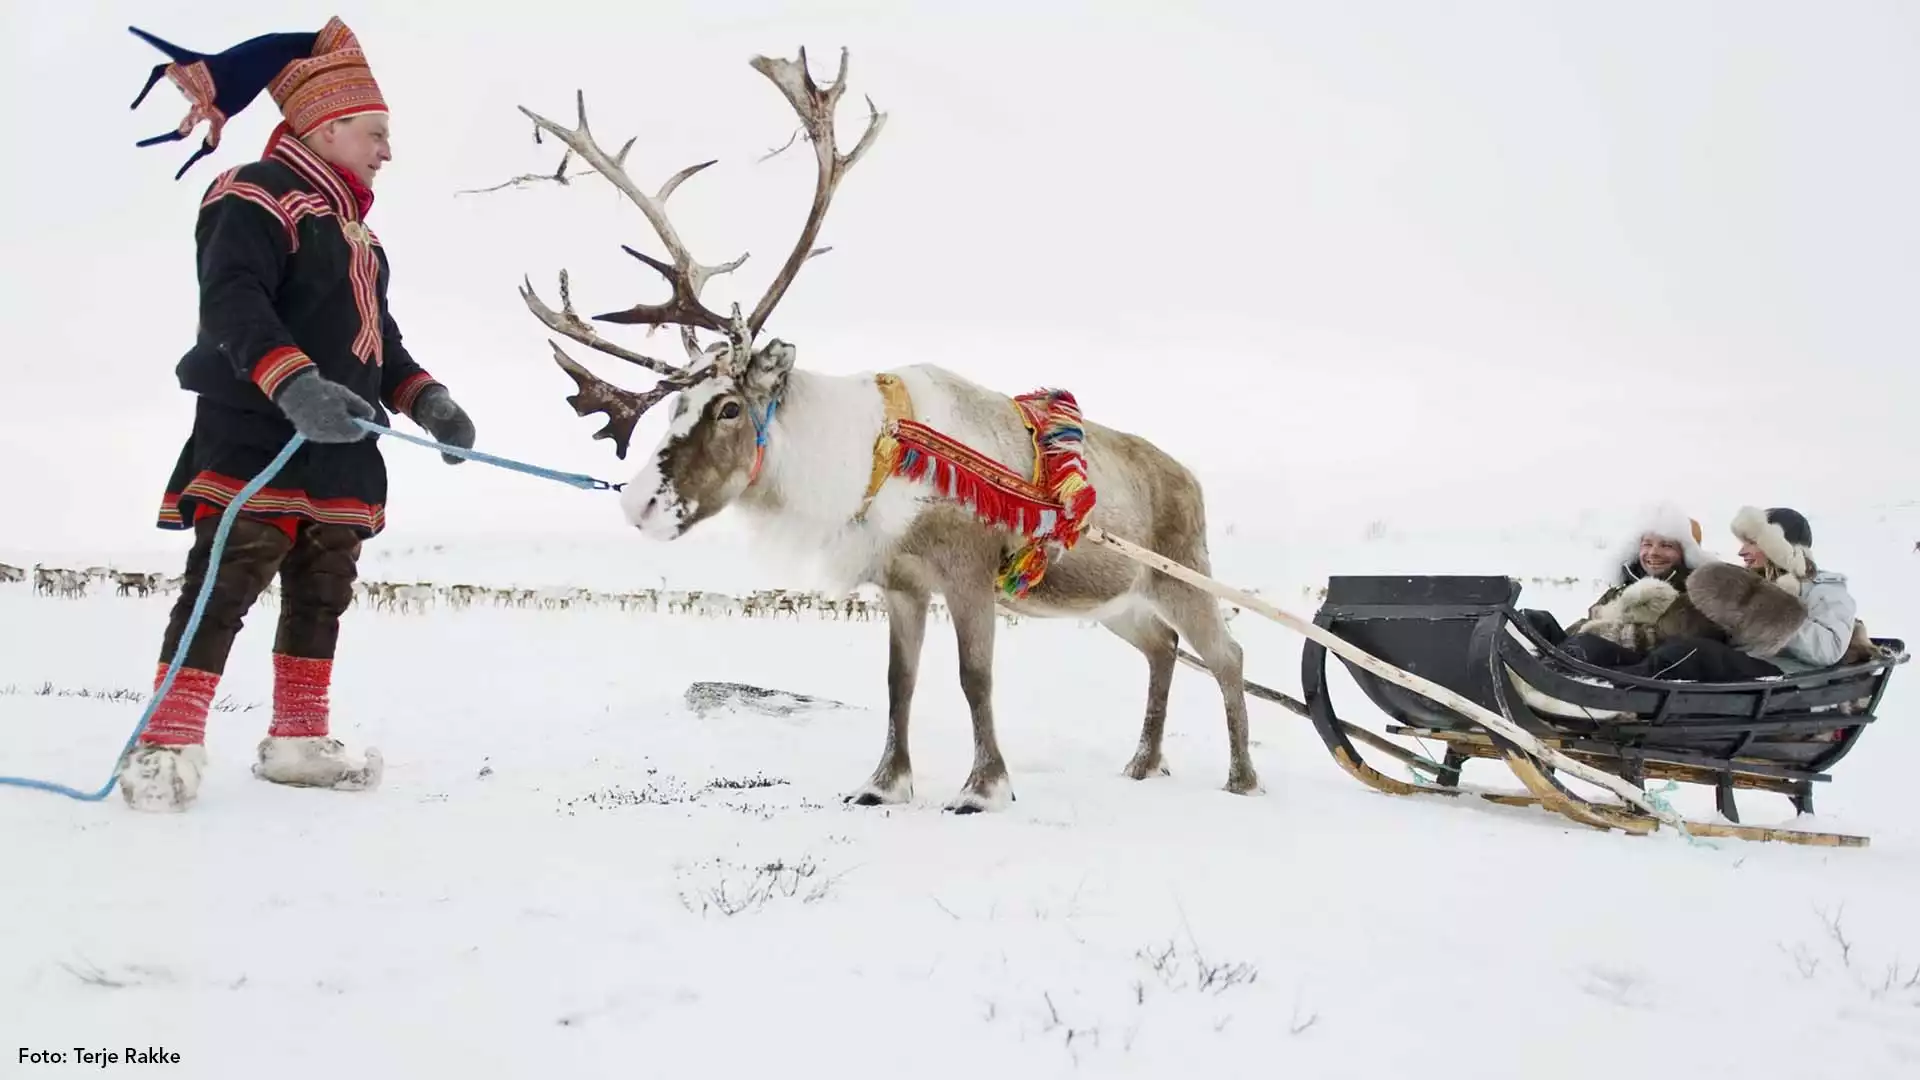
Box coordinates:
[501,49,885,457]
[516,90,748,363]
[506,89,741,452]
[549,340,707,460]
[517,269,687,380]
[518,268,720,460]
[743,47,888,341]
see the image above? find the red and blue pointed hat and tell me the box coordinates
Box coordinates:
[129,17,386,179]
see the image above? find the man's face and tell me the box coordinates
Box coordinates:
[306,114,392,186]
[1639,534,1683,575]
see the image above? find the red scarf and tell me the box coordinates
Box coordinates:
[328,162,375,218]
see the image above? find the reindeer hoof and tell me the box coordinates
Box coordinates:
[1123,751,1169,781]
[843,772,912,807]
[944,772,1013,814]
[1225,768,1264,796]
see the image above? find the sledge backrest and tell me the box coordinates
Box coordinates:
[1314,575,1517,724]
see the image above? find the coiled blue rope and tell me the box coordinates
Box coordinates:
[0,420,621,802]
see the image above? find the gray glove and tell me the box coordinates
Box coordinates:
[410,384,476,465]
[273,370,374,443]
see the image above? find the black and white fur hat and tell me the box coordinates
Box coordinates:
[1731,505,1814,592]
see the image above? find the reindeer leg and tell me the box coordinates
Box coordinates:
[941,576,1013,814]
[1152,580,1262,796]
[1103,609,1178,780]
[845,585,927,806]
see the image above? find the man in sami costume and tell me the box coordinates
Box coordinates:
[119,17,477,811]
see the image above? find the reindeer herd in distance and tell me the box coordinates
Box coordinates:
[1,558,1615,633]
[1,559,931,622]
[1,558,1292,625]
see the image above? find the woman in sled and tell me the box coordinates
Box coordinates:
[1613,506,1861,682]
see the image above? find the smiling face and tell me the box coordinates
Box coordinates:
[1638,534,1684,575]
[619,340,796,539]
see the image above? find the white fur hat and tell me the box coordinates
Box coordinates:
[1610,501,1710,575]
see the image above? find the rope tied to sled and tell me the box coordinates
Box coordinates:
[1639,781,1717,849]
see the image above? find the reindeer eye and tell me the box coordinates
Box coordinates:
[719,401,742,420]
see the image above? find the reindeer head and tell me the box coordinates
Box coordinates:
[506,47,884,542]
[619,338,797,538]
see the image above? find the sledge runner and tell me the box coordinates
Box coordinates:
[118,16,477,811]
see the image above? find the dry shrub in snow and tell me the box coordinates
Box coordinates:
[1134,940,1260,997]
[676,856,838,917]
[2,681,256,713]
[1782,905,1920,1007]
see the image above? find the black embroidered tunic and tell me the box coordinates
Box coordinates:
[157,126,442,538]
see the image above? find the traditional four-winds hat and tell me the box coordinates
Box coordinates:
[128,16,386,179]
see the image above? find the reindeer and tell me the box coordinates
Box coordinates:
[499,48,1258,811]
[34,566,86,598]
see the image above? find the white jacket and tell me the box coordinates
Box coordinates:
[1765,570,1858,674]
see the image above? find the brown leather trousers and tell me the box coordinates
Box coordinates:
[157,517,362,674]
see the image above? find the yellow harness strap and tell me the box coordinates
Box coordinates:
[855,372,916,521]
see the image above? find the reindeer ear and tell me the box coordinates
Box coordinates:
[743,339,796,398]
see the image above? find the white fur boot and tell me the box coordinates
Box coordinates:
[118,743,209,812]
[252,736,383,791]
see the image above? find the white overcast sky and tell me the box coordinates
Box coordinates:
[3,1,1915,557]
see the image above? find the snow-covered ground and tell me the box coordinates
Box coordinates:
[7,1,1914,1071]
[4,514,1918,1078]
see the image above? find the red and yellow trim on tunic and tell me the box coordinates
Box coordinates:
[343,222,382,364]
[282,191,334,234]
[388,372,440,416]
[265,126,359,218]
[201,170,350,256]
[201,168,298,245]
[261,126,385,366]
[251,347,316,398]
[159,473,384,534]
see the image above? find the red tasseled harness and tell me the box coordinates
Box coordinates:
[885,389,1097,598]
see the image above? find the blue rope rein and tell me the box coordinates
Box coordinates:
[0,420,622,802]
[359,420,622,490]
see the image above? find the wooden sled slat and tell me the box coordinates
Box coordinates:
[1384,726,1828,795]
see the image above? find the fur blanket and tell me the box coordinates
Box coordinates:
[1683,562,1809,657]
[1652,591,1729,645]
[1567,576,1681,652]
[1843,619,1887,666]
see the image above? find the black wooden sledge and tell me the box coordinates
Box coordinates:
[1297,574,1907,840]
